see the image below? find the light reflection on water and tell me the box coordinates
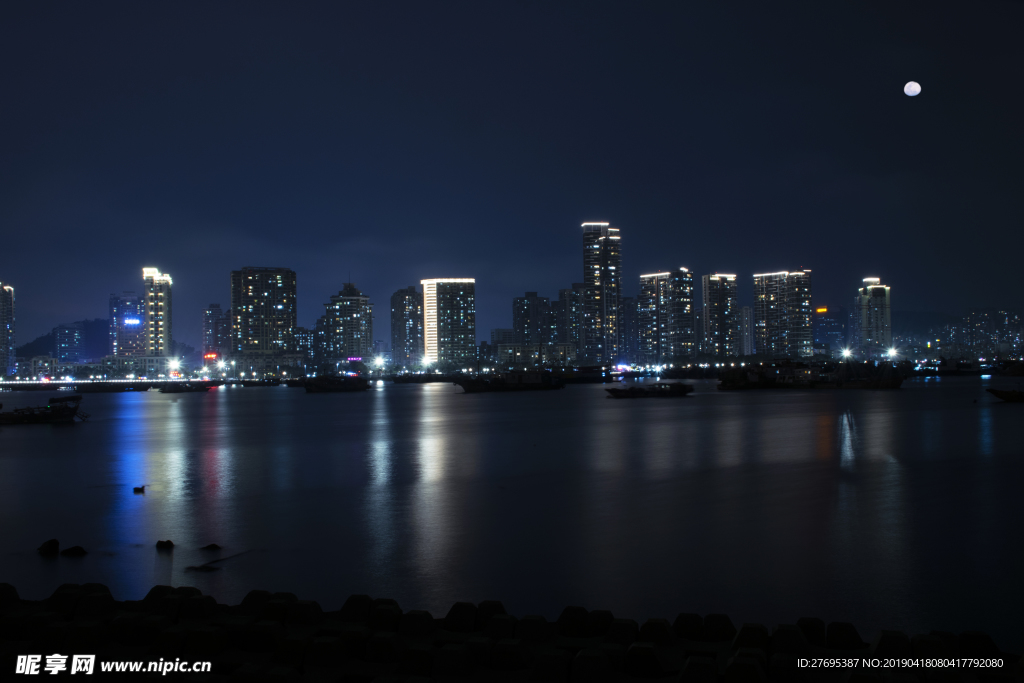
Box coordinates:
[0,377,1022,648]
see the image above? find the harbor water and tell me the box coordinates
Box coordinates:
[0,375,1021,649]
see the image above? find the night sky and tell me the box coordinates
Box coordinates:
[2,2,1022,348]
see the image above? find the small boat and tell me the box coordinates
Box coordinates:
[304,375,371,393]
[455,372,565,393]
[284,378,307,388]
[0,395,86,425]
[986,388,1024,403]
[159,383,211,393]
[605,382,694,399]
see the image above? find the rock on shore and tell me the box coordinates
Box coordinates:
[0,583,1019,681]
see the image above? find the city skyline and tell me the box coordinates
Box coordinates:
[2,5,1021,349]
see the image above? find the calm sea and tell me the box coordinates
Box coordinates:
[1,376,1022,650]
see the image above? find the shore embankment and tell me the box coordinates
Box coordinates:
[1,583,1021,681]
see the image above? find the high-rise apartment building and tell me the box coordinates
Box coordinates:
[512,292,555,347]
[421,278,476,365]
[619,296,639,364]
[109,292,142,357]
[0,282,14,376]
[739,306,754,356]
[852,278,891,355]
[142,268,173,357]
[582,222,621,364]
[638,272,670,365]
[390,286,423,367]
[752,270,813,358]
[701,273,738,357]
[202,304,231,356]
[322,283,374,360]
[53,323,83,364]
[294,327,314,360]
[555,283,586,356]
[637,268,695,364]
[961,310,1022,357]
[813,305,847,354]
[229,267,297,355]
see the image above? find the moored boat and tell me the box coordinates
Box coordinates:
[159,383,212,393]
[0,395,86,425]
[986,388,1024,403]
[304,375,371,393]
[605,382,693,399]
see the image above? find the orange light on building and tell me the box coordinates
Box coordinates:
[816,307,828,313]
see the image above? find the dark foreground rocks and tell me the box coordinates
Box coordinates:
[0,583,1021,682]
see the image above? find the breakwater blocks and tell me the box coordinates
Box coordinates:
[0,584,1020,682]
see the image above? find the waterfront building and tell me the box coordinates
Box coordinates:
[294,326,314,360]
[0,282,13,376]
[512,292,555,347]
[752,270,813,358]
[389,287,423,367]
[638,272,670,364]
[142,268,173,357]
[494,343,576,368]
[852,278,891,356]
[322,283,374,361]
[421,278,476,366]
[390,286,423,367]
[229,267,297,356]
[108,291,142,357]
[490,328,515,345]
[202,304,231,357]
[960,309,1021,358]
[813,305,847,355]
[701,273,738,357]
[555,283,586,356]
[638,268,695,364]
[582,222,621,364]
[739,306,754,356]
[53,323,83,364]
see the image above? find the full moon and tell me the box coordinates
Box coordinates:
[904,81,922,96]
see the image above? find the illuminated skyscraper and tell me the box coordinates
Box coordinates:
[390,286,423,367]
[739,306,754,356]
[852,278,891,355]
[753,270,813,358]
[512,292,555,347]
[421,278,476,365]
[53,323,83,364]
[0,282,14,376]
[229,267,297,355]
[142,268,173,357]
[638,272,670,364]
[109,291,142,357]
[555,283,586,355]
[701,273,738,357]
[202,304,231,357]
[638,267,695,363]
[322,283,374,360]
[582,222,621,364]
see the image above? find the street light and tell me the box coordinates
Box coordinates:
[842,349,852,358]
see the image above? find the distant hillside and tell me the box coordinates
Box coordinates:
[15,318,110,360]
[15,332,54,358]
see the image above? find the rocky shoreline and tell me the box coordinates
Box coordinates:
[0,583,1020,681]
